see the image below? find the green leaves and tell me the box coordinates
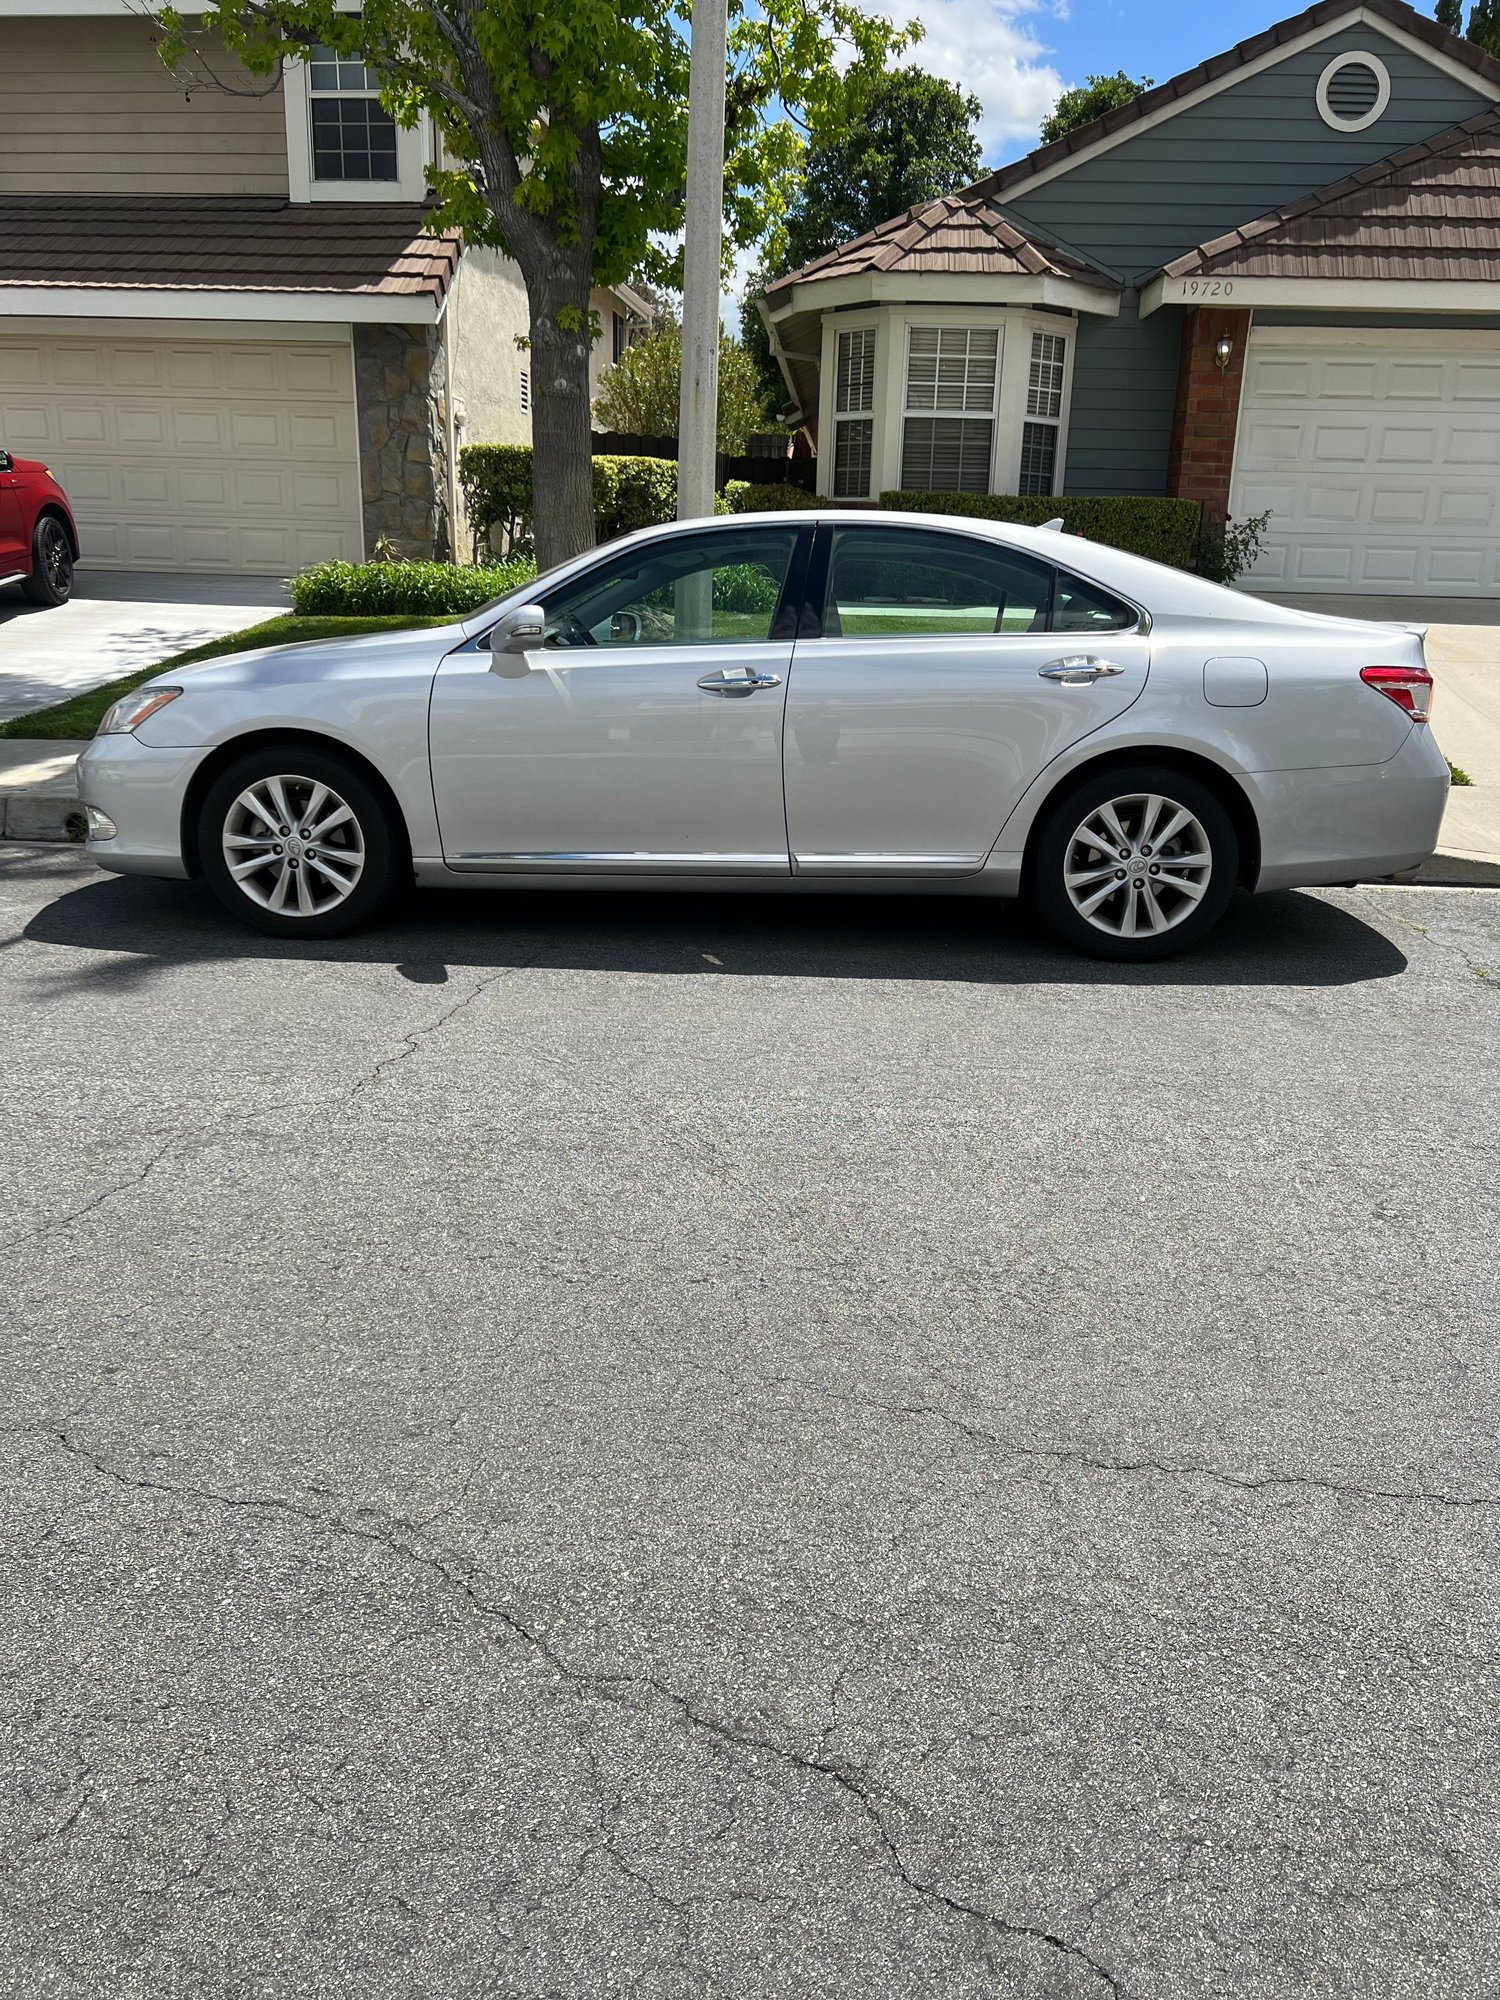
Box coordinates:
[593,323,775,452]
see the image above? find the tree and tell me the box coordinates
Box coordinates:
[594,322,773,453]
[1466,0,1500,53]
[158,0,912,568]
[1039,71,1153,145]
[743,67,982,411]
[1436,0,1462,31]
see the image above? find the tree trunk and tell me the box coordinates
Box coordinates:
[526,258,598,570]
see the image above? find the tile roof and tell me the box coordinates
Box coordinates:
[764,194,1119,308]
[1158,109,1500,281]
[966,0,1500,204]
[0,198,459,300]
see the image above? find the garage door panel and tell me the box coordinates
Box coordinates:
[1233,330,1500,598]
[0,331,363,572]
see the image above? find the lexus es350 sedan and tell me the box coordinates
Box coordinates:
[78,510,1448,961]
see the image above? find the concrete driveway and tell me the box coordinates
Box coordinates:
[0,569,287,723]
[3,852,1498,1998]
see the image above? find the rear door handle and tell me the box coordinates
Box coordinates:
[1039,655,1124,685]
[697,667,783,697]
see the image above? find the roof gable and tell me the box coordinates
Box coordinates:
[1158,106,1500,281]
[972,0,1500,208]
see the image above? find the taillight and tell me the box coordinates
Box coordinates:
[1360,664,1433,722]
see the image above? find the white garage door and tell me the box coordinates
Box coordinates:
[0,328,363,573]
[1231,327,1500,597]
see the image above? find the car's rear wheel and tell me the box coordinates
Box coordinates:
[198,745,405,938]
[20,514,74,606]
[1029,764,1239,961]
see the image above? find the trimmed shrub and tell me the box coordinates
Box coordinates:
[459,443,682,553]
[291,557,537,617]
[724,480,823,514]
[877,491,1202,570]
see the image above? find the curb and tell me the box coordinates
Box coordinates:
[0,795,88,843]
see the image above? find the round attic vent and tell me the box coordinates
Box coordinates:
[1316,51,1391,132]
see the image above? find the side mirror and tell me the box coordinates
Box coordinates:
[0,451,12,474]
[490,603,546,655]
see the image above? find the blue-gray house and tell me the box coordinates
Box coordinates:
[762,0,1500,598]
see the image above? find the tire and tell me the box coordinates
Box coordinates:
[19,513,74,606]
[1029,763,1239,962]
[198,744,406,939]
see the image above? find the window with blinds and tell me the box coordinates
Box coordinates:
[900,327,998,492]
[1019,330,1066,497]
[832,327,877,499]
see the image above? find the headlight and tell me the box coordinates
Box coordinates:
[96,687,182,735]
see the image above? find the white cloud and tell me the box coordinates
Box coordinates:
[865,0,1066,158]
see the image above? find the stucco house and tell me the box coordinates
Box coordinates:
[0,1,643,571]
[762,0,1500,598]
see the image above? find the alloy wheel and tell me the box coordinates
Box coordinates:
[40,519,71,591]
[221,773,366,918]
[1062,791,1213,939]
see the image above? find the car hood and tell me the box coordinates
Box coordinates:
[150,621,466,695]
[5,454,51,477]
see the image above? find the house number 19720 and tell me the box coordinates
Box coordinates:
[1182,280,1234,298]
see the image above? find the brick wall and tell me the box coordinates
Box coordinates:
[1165,308,1251,529]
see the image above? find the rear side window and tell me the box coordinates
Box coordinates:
[825,527,1053,638]
[1052,570,1135,633]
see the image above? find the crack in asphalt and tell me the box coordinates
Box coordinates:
[0,1135,180,1255]
[855,1398,1500,1511]
[28,1424,1125,1996]
[349,963,532,1095]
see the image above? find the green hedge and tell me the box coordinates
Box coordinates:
[878,491,1202,570]
[290,557,537,617]
[460,444,687,553]
[723,480,822,514]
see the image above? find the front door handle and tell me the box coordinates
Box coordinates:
[1039,655,1125,685]
[697,667,783,697]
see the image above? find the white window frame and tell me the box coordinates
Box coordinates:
[1015,325,1070,498]
[896,322,1001,495]
[285,52,428,204]
[821,318,881,500]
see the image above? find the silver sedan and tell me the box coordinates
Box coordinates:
[78,510,1449,960]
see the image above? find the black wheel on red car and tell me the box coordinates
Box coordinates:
[20,514,74,607]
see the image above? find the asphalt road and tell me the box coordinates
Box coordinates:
[3,846,1498,2000]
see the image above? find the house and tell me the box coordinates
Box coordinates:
[761,0,1500,598]
[0,1,645,571]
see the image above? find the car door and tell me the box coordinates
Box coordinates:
[0,454,26,572]
[782,522,1150,875]
[429,522,809,875]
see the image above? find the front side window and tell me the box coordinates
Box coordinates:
[309,46,398,182]
[824,527,1052,639]
[540,527,802,649]
[900,327,999,493]
[1019,330,1067,497]
[832,328,877,499]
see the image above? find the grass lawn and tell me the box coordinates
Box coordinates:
[0,614,452,741]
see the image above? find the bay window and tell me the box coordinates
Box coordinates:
[1019,330,1067,496]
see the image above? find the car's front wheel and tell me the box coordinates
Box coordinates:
[198,745,405,938]
[1029,764,1239,960]
[20,514,74,606]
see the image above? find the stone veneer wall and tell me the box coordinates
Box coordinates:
[352,323,451,560]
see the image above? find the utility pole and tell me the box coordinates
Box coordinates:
[676,0,728,525]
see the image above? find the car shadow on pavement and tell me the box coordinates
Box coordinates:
[17,856,1409,989]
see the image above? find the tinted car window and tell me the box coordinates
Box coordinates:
[541,527,801,649]
[1052,571,1135,633]
[825,527,1053,639]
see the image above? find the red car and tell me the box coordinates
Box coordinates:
[0,450,78,607]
